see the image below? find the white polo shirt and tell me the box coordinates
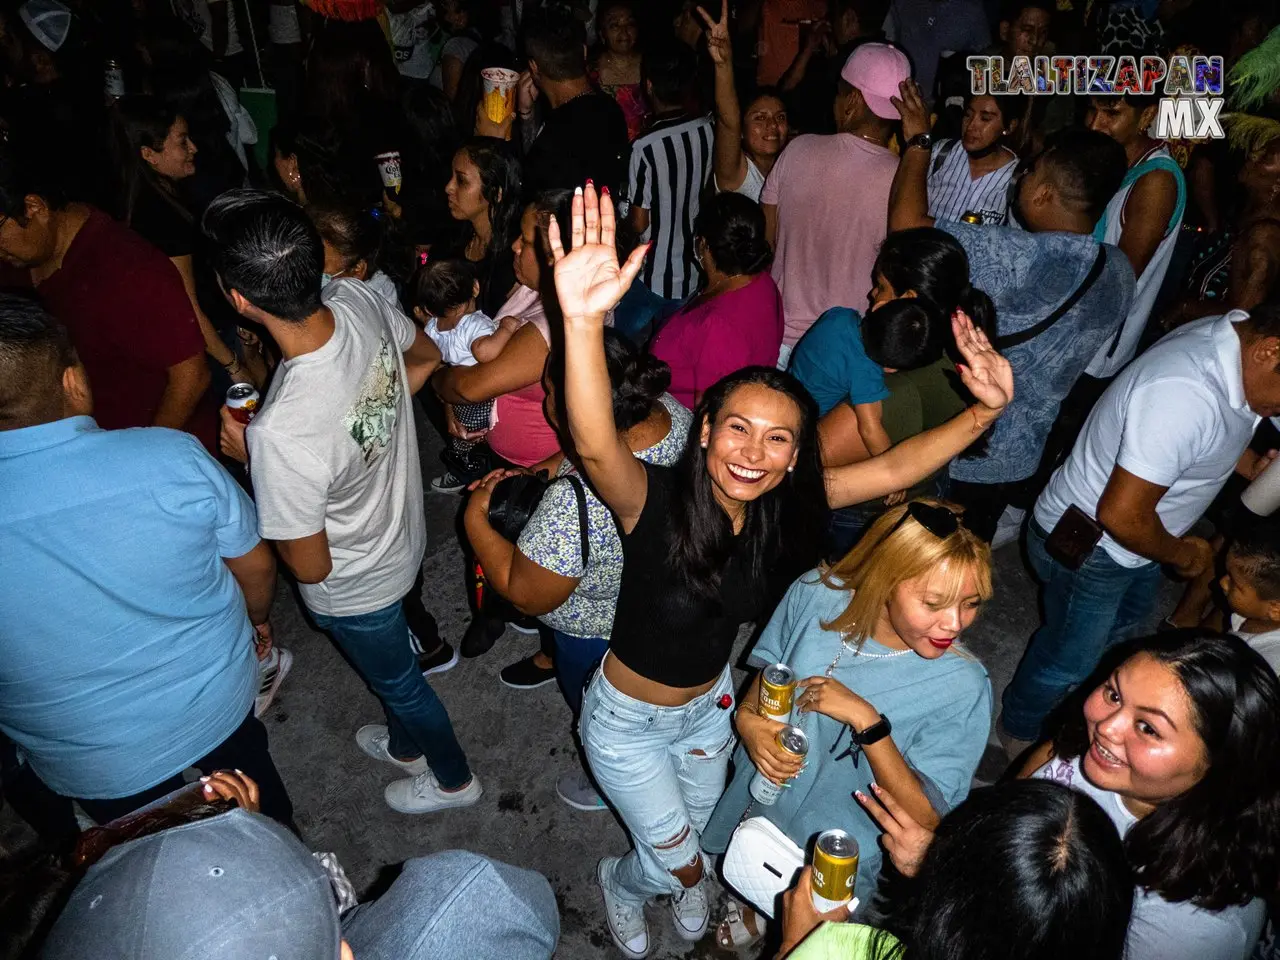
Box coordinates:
[1035,311,1260,568]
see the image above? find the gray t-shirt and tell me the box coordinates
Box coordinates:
[248,279,425,617]
[517,394,692,639]
[1035,755,1267,960]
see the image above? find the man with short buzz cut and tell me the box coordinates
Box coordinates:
[890,80,1136,543]
[518,6,630,196]
[210,190,481,816]
[0,294,292,825]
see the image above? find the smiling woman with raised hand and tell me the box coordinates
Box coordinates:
[1013,630,1280,960]
[551,183,1014,958]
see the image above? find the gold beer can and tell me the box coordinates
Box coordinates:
[759,663,797,722]
[812,829,858,912]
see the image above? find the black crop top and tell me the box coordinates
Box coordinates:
[608,464,766,687]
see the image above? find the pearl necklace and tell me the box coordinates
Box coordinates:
[823,638,913,678]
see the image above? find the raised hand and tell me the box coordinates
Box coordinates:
[549,183,650,323]
[890,78,931,141]
[696,0,731,66]
[952,310,1013,415]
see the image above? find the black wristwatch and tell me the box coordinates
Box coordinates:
[905,132,934,152]
[853,714,892,746]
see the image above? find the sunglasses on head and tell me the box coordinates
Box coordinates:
[886,501,963,540]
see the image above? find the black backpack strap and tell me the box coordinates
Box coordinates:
[563,474,591,565]
[994,246,1108,351]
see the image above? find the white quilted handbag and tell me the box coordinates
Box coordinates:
[721,816,806,919]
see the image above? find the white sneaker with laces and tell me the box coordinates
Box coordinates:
[355,724,429,775]
[254,648,292,717]
[385,771,483,814]
[670,876,709,941]
[597,857,649,958]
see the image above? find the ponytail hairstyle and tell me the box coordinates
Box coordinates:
[546,328,671,445]
[307,201,385,279]
[671,367,827,600]
[873,227,997,340]
[693,192,773,278]
[1050,629,1280,911]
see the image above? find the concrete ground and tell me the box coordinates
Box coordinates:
[0,414,1180,959]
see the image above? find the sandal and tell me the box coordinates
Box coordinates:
[716,901,764,950]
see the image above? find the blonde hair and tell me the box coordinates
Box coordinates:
[820,499,993,647]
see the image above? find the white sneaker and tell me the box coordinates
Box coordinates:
[597,857,649,958]
[254,648,292,717]
[355,724,428,776]
[991,506,1026,550]
[670,877,709,941]
[385,771,483,814]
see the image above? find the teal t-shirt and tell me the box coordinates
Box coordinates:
[702,570,993,911]
[787,308,890,416]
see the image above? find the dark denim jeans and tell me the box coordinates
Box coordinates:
[552,630,608,717]
[1000,520,1164,741]
[313,599,471,789]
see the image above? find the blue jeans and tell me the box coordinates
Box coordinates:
[580,664,735,906]
[553,630,608,717]
[1001,520,1164,741]
[342,850,560,959]
[313,599,471,789]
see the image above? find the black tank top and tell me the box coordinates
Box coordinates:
[608,464,765,687]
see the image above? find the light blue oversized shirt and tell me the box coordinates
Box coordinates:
[0,417,259,797]
[702,570,992,910]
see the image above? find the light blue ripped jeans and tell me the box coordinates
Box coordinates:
[580,663,736,907]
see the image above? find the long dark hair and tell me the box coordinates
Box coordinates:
[874,227,996,338]
[548,327,671,442]
[107,96,191,228]
[671,368,827,599]
[880,780,1133,960]
[1050,629,1280,910]
[457,137,522,267]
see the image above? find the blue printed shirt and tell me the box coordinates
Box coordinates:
[940,220,1135,484]
[0,417,259,798]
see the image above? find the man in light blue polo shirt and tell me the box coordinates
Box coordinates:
[0,295,293,825]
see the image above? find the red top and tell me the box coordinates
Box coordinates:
[36,209,215,450]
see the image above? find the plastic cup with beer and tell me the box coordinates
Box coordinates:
[481,67,520,124]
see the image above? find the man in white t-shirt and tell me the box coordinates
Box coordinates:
[207,191,482,815]
[1001,306,1280,748]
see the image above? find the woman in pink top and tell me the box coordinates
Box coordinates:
[433,192,572,471]
[650,192,784,408]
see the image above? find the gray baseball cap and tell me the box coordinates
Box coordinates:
[42,809,342,960]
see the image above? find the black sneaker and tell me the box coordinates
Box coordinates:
[499,654,557,689]
[461,615,505,658]
[417,640,459,676]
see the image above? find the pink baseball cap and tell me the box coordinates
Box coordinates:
[840,43,912,120]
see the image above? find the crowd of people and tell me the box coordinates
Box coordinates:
[3,0,1280,957]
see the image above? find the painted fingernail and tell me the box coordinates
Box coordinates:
[204,784,215,794]
[200,776,210,783]
[235,769,244,775]
[601,185,610,196]
[871,782,882,793]
[585,178,594,187]
[574,185,582,195]
[855,791,867,801]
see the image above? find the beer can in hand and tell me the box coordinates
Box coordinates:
[812,829,858,912]
[375,151,403,192]
[759,663,797,722]
[748,725,808,805]
[226,383,260,424]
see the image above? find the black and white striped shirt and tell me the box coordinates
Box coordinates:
[627,114,714,301]
[926,139,1017,225]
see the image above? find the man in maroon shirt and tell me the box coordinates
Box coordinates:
[0,143,213,447]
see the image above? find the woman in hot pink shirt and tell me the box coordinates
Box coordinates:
[650,193,784,408]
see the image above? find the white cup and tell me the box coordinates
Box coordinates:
[1241,456,1280,516]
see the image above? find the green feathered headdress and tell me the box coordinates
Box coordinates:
[1222,113,1280,157]
[1229,25,1280,111]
